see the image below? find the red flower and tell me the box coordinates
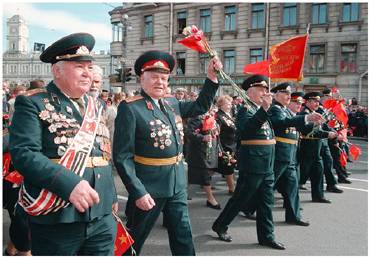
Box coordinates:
[202,114,216,132]
[178,32,208,54]
[327,120,336,128]
[349,144,362,161]
[331,87,338,94]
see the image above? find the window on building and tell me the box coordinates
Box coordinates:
[340,43,357,72]
[22,65,29,74]
[11,43,15,50]
[144,15,153,38]
[34,65,41,75]
[223,50,235,74]
[224,5,236,31]
[102,67,106,76]
[250,48,263,64]
[283,3,297,26]
[176,52,186,75]
[10,65,17,74]
[312,3,327,24]
[251,3,265,29]
[46,65,51,74]
[309,44,325,73]
[112,22,122,42]
[199,53,209,74]
[177,11,187,34]
[342,3,359,22]
[200,8,211,33]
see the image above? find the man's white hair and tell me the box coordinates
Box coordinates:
[92,65,103,77]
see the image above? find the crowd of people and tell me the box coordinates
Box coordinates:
[2,32,367,256]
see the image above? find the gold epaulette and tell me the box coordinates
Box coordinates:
[124,95,144,103]
[21,88,47,97]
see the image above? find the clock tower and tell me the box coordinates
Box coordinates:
[7,15,29,54]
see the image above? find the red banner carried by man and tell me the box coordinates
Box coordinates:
[244,34,309,82]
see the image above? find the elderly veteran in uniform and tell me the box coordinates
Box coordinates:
[9,33,118,255]
[212,75,285,250]
[269,83,324,226]
[113,50,222,255]
[298,92,337,203]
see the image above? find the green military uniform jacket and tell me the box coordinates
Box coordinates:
[236,101,275,174]
[113,78,218,201]
[269,101,306,162]
[9,82,117,224]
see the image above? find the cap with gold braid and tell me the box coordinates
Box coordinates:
[303,92,322,101]
[134,50,175,76]
[290,92,304,103]
[40,32,95,64]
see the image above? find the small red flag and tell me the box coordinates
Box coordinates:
[339,151,348,167]
[332,102,348,125]
[349,144,362,161]
[113,213,135,256]
[269,34,308,82]
[323,99,338,109]
[243,60,270,77]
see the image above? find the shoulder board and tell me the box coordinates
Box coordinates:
[124,95,144,103]
[21,88,47,97]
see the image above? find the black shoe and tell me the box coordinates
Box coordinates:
[206,201,221,210]
[312,198,331,203]
[286,220,310,226]
[187,196,192,200]
[326,185,343,193]
[259,240,285,250]
[338,178,352,184]
[212,224,232,242]
[241,212,257,220]
[299,185,308,190]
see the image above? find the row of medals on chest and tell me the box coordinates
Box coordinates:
[39,99,110,156]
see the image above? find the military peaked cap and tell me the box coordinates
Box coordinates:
[271,82,292,93]
[241,75,269,91]
[40,33,95,64]
[322,88,332,96]
[303,91,322,100]
[291,91,305,103]
[134,50,175,76]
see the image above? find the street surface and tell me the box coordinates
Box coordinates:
[2,138,368,255]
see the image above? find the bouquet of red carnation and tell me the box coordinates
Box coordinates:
[178,25,252,105]
[200,110,219,160]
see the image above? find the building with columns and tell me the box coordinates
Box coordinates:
[109,3,368,104]
[3,14,112,91]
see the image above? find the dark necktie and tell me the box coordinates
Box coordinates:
[159,99,169,118]
[72,98,85,117]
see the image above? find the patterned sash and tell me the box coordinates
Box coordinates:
[19,96,102,216]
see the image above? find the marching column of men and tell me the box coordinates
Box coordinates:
[7,31,356,255]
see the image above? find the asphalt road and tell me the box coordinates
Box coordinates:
[2,138,368,255]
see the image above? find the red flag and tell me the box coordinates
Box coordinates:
[332,102,348,125]
[269,34,308,82]
[243,60,270,77]
[178,32,208,53]
[339,151,348,167]
[323,99,338,109]
[349,144,362,161]
[113,213,134,256]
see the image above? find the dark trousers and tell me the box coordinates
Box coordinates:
[125,189,195,256]
[213,172,275,243]
[29,214,116,255]
[3,181,30,252]
[274,160,301,222]
[321,140,338,186]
